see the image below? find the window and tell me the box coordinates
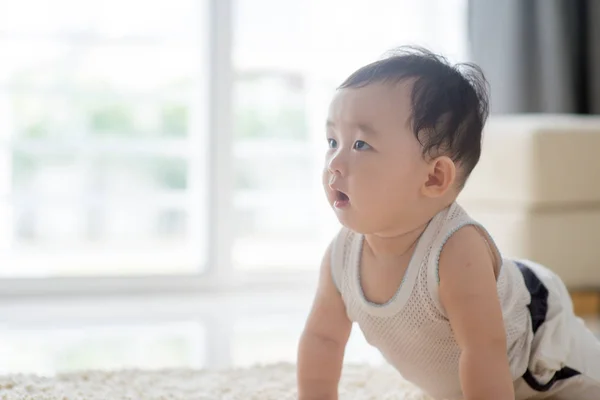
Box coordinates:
[0,0,209,278]
[1,0,467,280]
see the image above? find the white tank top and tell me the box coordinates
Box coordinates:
[330,202,535,400]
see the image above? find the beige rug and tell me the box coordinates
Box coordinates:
[0,363,432,399]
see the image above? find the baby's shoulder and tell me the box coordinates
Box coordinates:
[436,215,502,281]
[438,223,492,261]
[435,202,501,259]
[434,228,496,299]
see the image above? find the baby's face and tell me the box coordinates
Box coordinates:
[323,81,430,234]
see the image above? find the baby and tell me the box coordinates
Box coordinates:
[296,47,600,400]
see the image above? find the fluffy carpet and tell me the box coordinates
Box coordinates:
[0,363,432,399]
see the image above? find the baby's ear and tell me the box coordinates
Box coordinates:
[421,156,456,198]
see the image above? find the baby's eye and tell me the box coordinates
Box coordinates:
[353,140,371,150]
[327,138,338,149]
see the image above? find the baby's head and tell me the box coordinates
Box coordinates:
[324,46,489,235]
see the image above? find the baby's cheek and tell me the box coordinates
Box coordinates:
[374,180,409,205]
[360,180,392,206]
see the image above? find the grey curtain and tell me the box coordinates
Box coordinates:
[468,0,600,114]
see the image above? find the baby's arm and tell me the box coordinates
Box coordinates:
[438,226,515,400]
[297,241,352,400]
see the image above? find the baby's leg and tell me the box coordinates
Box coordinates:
[516,318,600,400]
[516,373,600,400]
[544,311,600,399]
[516,261,600,399]
[544,375,600,399]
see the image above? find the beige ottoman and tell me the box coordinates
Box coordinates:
[459,115,600,290]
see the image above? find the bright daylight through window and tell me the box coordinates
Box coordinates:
[0,0,208,277]
[0,0,467,280]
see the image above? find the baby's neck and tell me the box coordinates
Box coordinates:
[363,200,454,262]
[363,222,428,263]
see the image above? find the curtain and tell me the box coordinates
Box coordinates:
[468,0,600,114]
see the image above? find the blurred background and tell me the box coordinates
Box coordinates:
[0,0,599,376]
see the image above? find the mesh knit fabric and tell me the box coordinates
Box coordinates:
[331,203,533,400]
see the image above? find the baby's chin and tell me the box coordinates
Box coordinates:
[332,207,409,236]
[331,207,370,234]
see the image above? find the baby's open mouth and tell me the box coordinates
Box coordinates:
[334,190,350,208]
[336,191,349,201]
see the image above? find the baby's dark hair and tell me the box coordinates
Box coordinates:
[338,46,490,186]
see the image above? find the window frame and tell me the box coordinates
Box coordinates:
[0,0,317,297]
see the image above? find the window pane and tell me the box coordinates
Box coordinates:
[0,0,208,277]
[4,45,195,140]
[232,0,468,270]
[235,74,307,141]
[6,155,195,277]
